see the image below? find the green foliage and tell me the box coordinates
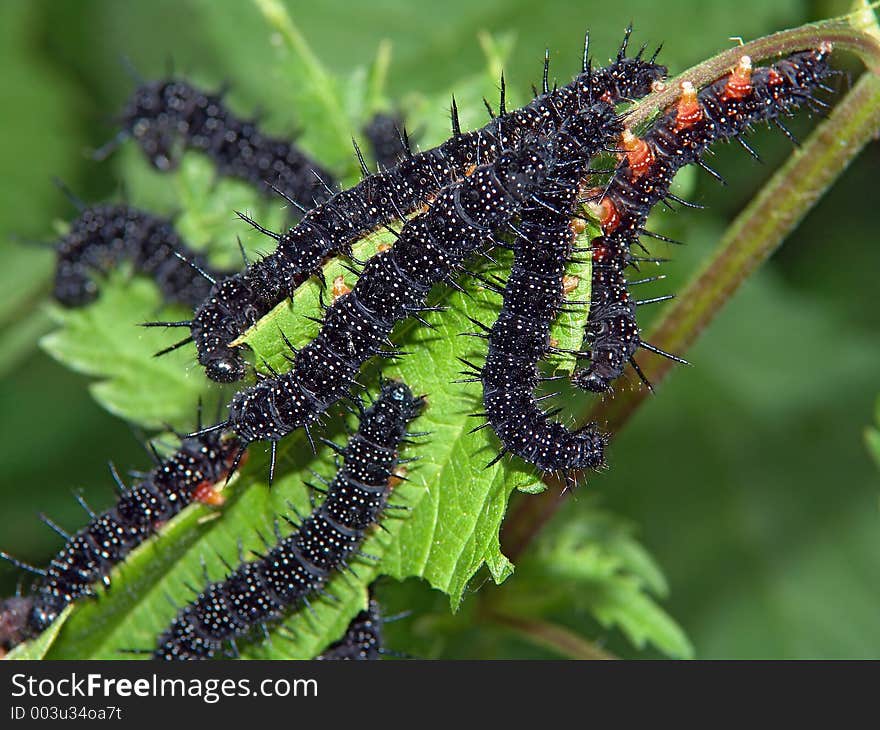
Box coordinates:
[496,502,693,659]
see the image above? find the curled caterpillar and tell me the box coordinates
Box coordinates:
[0,429,243,641]
[154,380,422,660]
[572,46,834,393]
[461,105,622,475]
[157,28,665,383]
[363,112,410,170]
[99,78,337,210]
[51,203,235,309]
[201,133,568,480]
[316,594,384,660]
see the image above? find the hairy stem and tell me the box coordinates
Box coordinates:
[626,10,880,130]
[502,29,880,563]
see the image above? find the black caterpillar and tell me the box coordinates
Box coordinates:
[156,28,666,383]
[0,429,243,641]
[52,203,236,310]
[154,380,422,660]
[316,594,384,660]
[201,126,596,479]
[573,46,834,393]
[460,105,623,475]
[98,78,337,210]
[364,112,410,170]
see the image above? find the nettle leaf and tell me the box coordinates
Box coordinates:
[40,278,210,430]
[496,502,693,659]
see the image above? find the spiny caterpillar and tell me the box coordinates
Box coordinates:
[0,429,243,641]
[154,380,422,660]
[152,28,665,383]
[197,130,593,480]
[99,77,336,209]
[573,46,834,393]
[51,203,235,310]
[460,104,622,475]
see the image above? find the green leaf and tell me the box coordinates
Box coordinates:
[586,578,693,659]
[40,278,211,431]
[495,501,693,659]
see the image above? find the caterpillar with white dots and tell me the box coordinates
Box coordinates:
[51,203,236,310]
[99,78,336,209]
[573,46,834,393]
[154,380,421,660]
[0,429,242,644]
[460,104,622,476]
[196,120,617,479]
[316,593,385,660]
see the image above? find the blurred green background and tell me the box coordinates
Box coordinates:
[0,0,877,658]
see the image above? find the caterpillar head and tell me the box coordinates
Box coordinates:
[204,353,249,383]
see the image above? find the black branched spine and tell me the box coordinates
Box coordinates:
[573,47,833,393]
[154,380,422,660]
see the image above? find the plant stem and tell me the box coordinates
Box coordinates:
[502,51,880,564]
[626,12,880,130]
[253,0,352,153]
[485,609,617,660]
